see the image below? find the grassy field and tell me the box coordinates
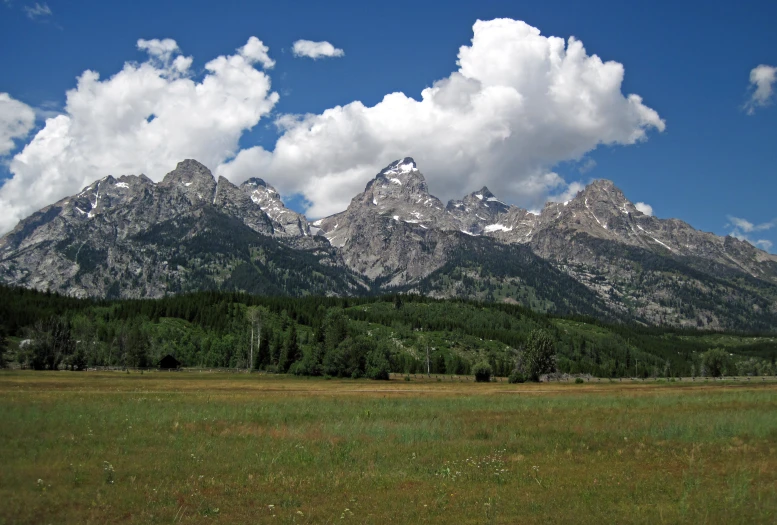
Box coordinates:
[1,372,776,524]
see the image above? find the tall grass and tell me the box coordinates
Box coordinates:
[0,372,776,523]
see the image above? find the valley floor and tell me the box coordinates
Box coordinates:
[1,372,776,524]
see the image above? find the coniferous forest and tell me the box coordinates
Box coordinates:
[1,284,775,379]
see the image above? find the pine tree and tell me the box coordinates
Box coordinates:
[0,325,7,368]
[279,323,299,372]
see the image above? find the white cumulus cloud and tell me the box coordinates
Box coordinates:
[635,202,653,216]
[0,37,278,234]
[0,93,36,156]
[220,18,664,218]
[137,38,180,63]
[745,64,777,115]
[292,40,345,59]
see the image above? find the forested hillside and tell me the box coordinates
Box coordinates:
[1,285,775,378]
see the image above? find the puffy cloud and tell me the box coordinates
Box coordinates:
[240,36,276,69]
[24,2,51,19]
[0,93,36,156]
[635,202,653,216]
[220,19,664,218]
[0,37,278,234]
[137,38,179,63]
[292,40,345,59]
[727,215,775,252]
[745,64,777,115]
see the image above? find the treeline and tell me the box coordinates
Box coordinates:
[1,285,775,378]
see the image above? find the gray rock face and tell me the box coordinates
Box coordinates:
[446,186,511,235]
[314,159,449,284]
[315,158,777,329]
[240,178,311,237]
[2,156,776,330]
[317,158,449,247]
[0,160,351,298]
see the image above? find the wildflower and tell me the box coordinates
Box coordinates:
[103,461,115,484]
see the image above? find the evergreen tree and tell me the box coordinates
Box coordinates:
[324,310,349,352]
[523,329,557,381]
[0,325,7,368]
[256,328,270,368]
[279,323,299,372]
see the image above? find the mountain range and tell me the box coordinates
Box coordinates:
[2,158,776,331]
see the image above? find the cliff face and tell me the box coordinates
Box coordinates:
[3,157,776,331]
[0,160,363,298]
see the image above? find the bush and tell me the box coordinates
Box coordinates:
[365,350,390,380]
[473,361,492,383]
[575,377,585,384]
[289,353,322,376]
[508,370,526,384]
[702,348,729,378]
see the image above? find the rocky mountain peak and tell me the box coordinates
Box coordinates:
[243,177,269,189]
[372,157,428,194]
[160,159,214,186]
[239,177,310,237]
[379,157,417,175]
[241,177,281,201]
[317,158,448,247]
[158,159,217,205]
[578,179,629,204]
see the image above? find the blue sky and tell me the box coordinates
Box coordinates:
[1,0,776,250]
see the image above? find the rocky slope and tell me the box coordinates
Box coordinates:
[315,158,777,330]
[2,157,776,330]
[240,178,311,237]
[0,160,364,298]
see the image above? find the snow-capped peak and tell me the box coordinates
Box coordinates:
[381,157,417,175]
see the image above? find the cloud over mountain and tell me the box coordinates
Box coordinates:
[219,18,664,218]
[0,37,278,234]
[0,93,35,156]
[0,18,664,233]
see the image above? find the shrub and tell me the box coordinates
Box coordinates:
[508,370,526,384]
[575,377,585,384]
[702,348,729,378]
[289,353,322,376]
[473,361,492,383]
[365,350,390,380]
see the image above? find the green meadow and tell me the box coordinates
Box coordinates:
[1,371,776,524]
